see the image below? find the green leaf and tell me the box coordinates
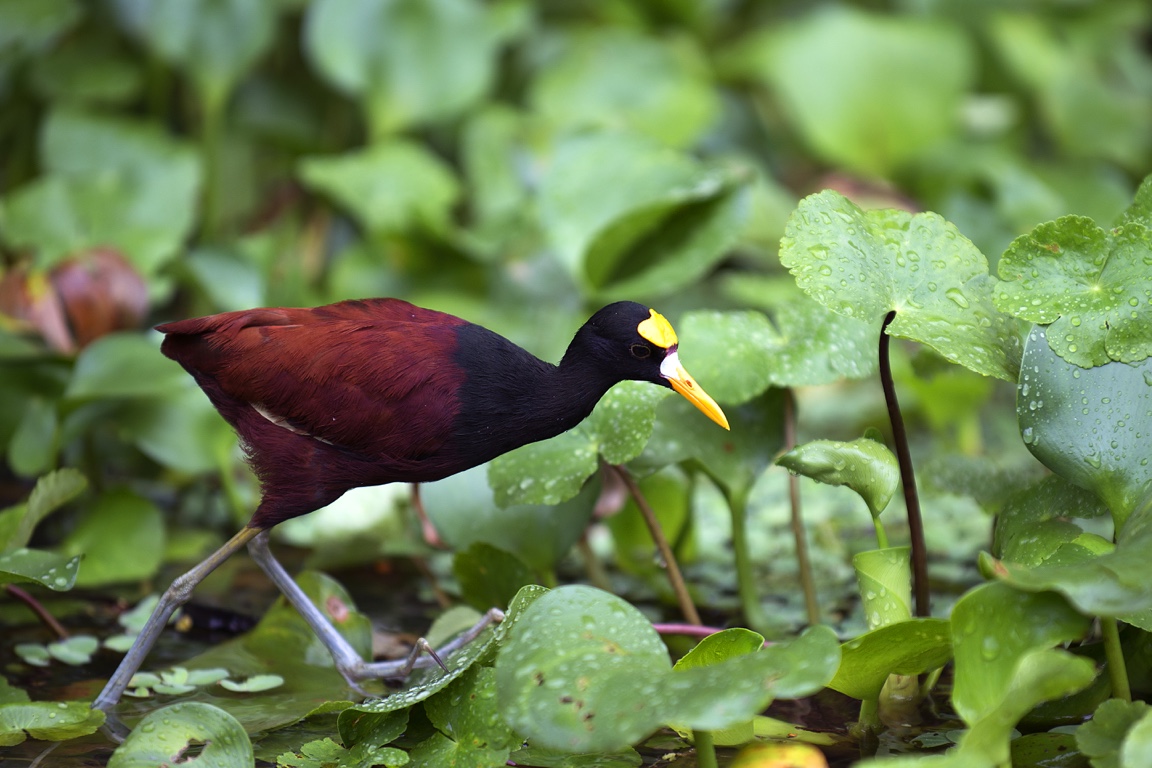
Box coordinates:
[681,303,875,404]
[537,131,745,296]
[1,109,200,274]
[638,389,785,497]
[298,141,460,237]
[489,381,666,507]
[984,498,1152,630]
[777,438,899,519]
[124,0,278,105]
[0,467,86,552]
[0,548,81,590]
[1077,699,1152,768]
[993,475,1109,567]
[779,190,1022,381]
[0,700,103,747]
[0,0,81,61]
[495,585,676,753]
[350,585,543,721]
[672,628,765,671]
[453,543,532,612]
[829,618,952,701]
[410,666,518,767]
[529,29,717,148]
[59,488,164,587]
[64,333,187,401]
[950,583,1091,726]
[219,674,285,693]
[994,197,1152,367]
[118,386,234,475]
[107,702,252,767]
[304,0,510,135]
[29,33,142,105]
[426,465,596,572]
[1017,325,1152,526]
[495,585,839,753]
[8,396,57,477]
[46,635,98,665]
[852,547,912,630]
[739,6,973,176]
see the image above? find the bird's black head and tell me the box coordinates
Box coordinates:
[564,301,729,429]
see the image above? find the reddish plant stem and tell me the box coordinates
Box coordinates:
[608,464,702,626]
[879,311,929,617]
[6,584,69,639]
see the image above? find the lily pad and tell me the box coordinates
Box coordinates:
[779,190,1022,381]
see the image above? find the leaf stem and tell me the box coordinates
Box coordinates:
[879,311,929,617]
[728,485,769,632]
[855,697,881,736]
[199,87,226,241]
[694,730,718,768]
[609,464,701,626]
[1101,617,1131,701]
[784,389,821,626]
[5,585,69,639]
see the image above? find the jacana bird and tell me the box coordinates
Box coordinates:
[92,298,728,711]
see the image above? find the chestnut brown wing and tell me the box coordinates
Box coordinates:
[159,298,467,464]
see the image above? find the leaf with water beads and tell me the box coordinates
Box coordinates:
[779,190,1022,381]
[1016,325,1152,527]
[776,438,899,519]
[994,185,1152,367]
[495,585,839,753]
[107,702,251,767]
[0,700,104,746]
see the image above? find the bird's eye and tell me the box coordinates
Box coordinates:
[630,344,651,359]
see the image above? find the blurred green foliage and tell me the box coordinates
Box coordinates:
[1,0,1151,763]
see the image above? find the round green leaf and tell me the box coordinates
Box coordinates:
[750,7,973,176]
[672,628,764,671]
[1018,325,1152,525]
[530,29,717,148]
[107,702,252,768]
[59,487,164,587]
[780,190,1022,381]
[495,585,672,753]
[777,438,899,519]
[995,208,1152,367]
[1078,700,1152,768]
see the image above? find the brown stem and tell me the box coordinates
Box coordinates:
[6,584,69,639]
[879,311,929,617]
[607,463,702,626]
[784,389,821,626]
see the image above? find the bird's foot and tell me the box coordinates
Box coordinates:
[339,607,505,688]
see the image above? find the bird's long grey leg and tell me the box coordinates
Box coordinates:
[246,531,504,685]
[92,526,265,712]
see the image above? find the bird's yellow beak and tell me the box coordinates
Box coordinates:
[660,350,730,430]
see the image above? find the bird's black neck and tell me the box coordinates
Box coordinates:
[452,323,620,461]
